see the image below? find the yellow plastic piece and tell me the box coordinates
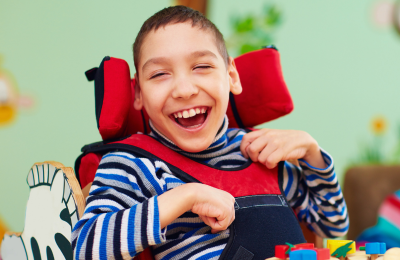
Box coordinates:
[326,240,356,255]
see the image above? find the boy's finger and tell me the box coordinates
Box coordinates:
[240,130,269,158]
[245,134,272,162]
[210,219,225,234]
[258,145,280,169]
[200,215,213,228]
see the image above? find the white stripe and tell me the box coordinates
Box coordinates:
[155,161,172,175]
[96,168,141,187]
[86,199,125,210]
[103,151,137,160]
[89,184,141,204]
[134,203,144,253]
[284,164,300,201]
[79,212,96,221]
[147,197,156,245]
[305,175,337,186]
[310,188,343,201]
[120,209,131,259]
[92,214,105,259]
[187,244,226,260]
[156,233,204,259]
[169,216,203,224]
[322,208,348,223]
[108,156,161,195]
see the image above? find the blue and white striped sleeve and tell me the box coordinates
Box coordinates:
[282,149,349,238]
[71,151,168,260]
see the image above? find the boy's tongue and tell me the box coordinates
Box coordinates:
[177,113,206,128]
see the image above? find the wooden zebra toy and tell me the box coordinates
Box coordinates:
[0,162,85,260]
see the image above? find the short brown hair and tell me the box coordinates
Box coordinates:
[133,5,229,74]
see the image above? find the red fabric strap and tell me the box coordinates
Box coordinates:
[111,134,282,197]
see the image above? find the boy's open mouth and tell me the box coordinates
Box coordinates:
[171,107,208,129]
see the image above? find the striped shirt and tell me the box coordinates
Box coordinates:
[72,116,349,260]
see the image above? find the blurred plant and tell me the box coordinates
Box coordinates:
[391,123,400,162]
[226,4,282,56]
[350,116,400,166]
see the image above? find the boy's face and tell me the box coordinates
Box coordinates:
[134,22,241,152]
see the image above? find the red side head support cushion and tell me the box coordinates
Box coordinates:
[89,47,293,141]
[226,48,293,128]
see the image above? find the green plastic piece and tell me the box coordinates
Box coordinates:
[331,241,354,258]
[285,242,295,254]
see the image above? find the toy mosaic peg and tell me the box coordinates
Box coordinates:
[359,242,386,260]
[272,243,331,260]
[0,162,85,260]
[327,240,356,260]
[267,241,399,260]
[289,249,317,260]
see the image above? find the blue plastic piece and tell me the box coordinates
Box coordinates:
[289,249,317,260]
[365,242,386,254]
[379,242,386,254]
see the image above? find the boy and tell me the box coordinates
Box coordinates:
[72,6,348,260]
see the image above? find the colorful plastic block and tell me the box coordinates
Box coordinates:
[293,243,314,250]
[313,248,330,260]
[275,245,290,259]
[289,249,317,260]
[326,240,356,255]
[365,242,386,254]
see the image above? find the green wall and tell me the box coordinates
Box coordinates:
[1,0,399,231]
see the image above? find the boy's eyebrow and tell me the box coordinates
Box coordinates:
[189,50,218,60]
[142,57,169,72]
[141,50,218,72]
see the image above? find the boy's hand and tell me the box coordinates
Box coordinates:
[157,183,235,233]
[191,183,235,234]
[240,129,326,169]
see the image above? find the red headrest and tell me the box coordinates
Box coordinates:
[88,47,293,141]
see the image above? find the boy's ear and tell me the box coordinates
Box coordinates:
[228,57,242,95]
[133,73,143,110]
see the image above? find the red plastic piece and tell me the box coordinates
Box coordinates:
[293,243,315,250]
[275,245,290,259]
[313,248,330,260]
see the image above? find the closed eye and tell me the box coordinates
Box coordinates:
[150,72,167,79]
[194,65,212,70]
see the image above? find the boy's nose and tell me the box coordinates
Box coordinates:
[171,79,199,99]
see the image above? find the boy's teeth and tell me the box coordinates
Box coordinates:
[173,107,208,119]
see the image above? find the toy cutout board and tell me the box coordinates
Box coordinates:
[0,161,85,260]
